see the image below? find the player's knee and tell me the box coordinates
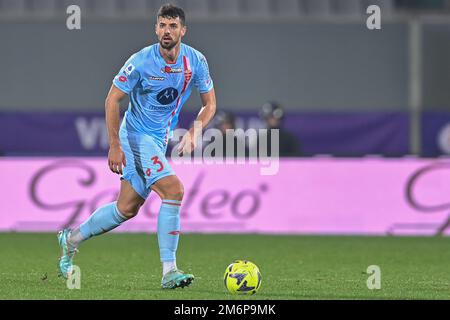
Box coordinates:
[117,202,141,219]
[165,181,184,201]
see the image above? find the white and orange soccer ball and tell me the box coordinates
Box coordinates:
[223,260,262,295]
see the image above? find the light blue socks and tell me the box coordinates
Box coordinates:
[68,198,182,276]
[157,199,182,263]
[76,201,127,242]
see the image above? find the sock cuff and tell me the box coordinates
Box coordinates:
[114,203,128,221]
[162,199,182,207]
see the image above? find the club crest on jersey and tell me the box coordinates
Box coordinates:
[124,64,135,76]
[162,66,183,73]
[157,87,179,105]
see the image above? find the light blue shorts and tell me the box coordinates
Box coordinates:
[119,125,175,199]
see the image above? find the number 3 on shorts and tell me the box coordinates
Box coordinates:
[151,156,164,172]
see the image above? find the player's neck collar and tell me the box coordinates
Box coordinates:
[158,43,183,65]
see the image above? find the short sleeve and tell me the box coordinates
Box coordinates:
[112,53,140,94]
[193,54,214,94]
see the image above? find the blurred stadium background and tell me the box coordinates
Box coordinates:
[1,0,450,157]
[1,0,450,299]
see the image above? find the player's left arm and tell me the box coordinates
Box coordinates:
[195,88,217,130]
[178,88,216,155]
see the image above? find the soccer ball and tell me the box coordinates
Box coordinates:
[223,260,262,295]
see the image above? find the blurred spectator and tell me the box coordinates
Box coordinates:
[259,101,300,157]
[215,110,236,134]
[204,110,242,158]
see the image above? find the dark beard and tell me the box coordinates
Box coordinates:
[160,39,177,50]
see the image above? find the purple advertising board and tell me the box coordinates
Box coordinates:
[1,157,449,235]
[422,112,450,156]
[0,111,409,156]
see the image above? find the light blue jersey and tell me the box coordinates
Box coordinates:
[113,43,214,147]
[112,43,213,199]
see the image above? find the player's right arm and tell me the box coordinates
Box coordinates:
[106,52,141,174]
[105,84,127,175]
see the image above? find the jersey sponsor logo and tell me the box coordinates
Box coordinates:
[124,63,135,76]
[157,87,179,105]
[149,76,165,81]
[150,105,175,111]
[118,76,127,82]
[162,66,183,73]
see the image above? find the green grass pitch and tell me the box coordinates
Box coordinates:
[1,233,449,299]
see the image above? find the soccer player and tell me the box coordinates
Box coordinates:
[57,4,216,289]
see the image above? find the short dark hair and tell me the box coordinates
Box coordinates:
[157,4,186,25]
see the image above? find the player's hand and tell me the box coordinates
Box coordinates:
[177,129,198,156]
[108,144,126,175]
